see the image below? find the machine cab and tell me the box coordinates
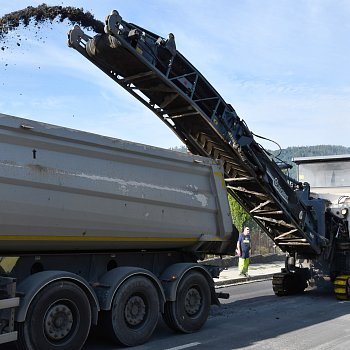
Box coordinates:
[293,154,350,218]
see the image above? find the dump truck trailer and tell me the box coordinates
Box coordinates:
[0,113,235,349]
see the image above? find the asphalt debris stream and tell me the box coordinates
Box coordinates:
[0,3,104,46]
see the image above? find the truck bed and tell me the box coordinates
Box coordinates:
[0,113,234,254]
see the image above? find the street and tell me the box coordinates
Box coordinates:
[3,280,349,350]
[84,280,349,350]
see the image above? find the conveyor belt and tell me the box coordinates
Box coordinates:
[68,10,329,258]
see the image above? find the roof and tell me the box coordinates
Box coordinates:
[293,154,350,164]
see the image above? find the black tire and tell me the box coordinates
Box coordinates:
[101,276,160,346]
[17,281,91,350]
[163,270,211,333]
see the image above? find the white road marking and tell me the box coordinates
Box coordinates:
[164,342,201,350]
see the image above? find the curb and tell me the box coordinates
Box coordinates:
[215,273,275,287]
[203,254,285,269]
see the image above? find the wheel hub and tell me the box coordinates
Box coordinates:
[185,288,201,315]
[44,303,74,341]
[124,296,146,326]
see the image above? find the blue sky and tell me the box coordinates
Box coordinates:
[1,1,350,150]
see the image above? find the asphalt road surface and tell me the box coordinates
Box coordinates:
[3,280,349,349]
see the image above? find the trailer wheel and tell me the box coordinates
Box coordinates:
[163,270,211,333]
[101,275,160,346]
[17,281,91,350]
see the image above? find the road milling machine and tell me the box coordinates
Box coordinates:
[69,10,350,299]
[0,8,349,350]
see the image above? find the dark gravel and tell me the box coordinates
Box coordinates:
[0,3,104,39]
[0,4,104,84]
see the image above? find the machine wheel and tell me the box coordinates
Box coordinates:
[163,270,211,333]
[334,275,350,300]
[101,275,160,346]
[17,281,91,350]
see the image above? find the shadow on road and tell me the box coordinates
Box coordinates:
[208,283,348,349]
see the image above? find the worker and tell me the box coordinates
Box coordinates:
[236,226,252,277]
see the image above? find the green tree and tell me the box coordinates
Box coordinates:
[228,195,250,232]
[229,195,277,255]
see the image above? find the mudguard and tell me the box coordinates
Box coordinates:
[16,270,99,324]
[95,266,166,312]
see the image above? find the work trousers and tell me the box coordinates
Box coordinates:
[238,257,250,274]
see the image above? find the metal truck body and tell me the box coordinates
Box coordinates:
[0,113,235,349]
[0,113,232,253]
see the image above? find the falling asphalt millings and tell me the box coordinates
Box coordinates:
[0,3,104,43]
[0,4,105,95]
